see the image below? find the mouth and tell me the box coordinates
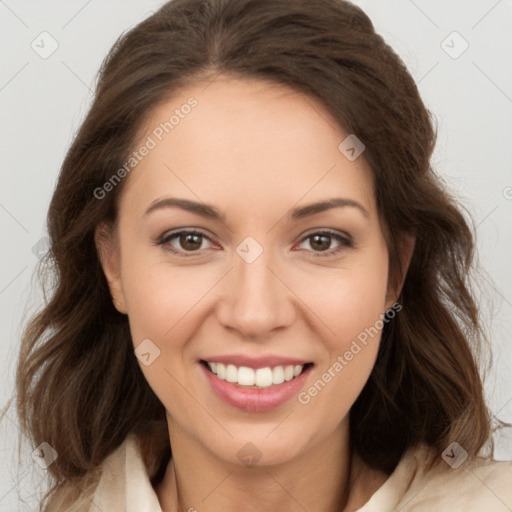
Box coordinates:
[199,359,314,389]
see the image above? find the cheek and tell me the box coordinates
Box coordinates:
[295,245,389,415]
[120,256,213,409]
[336,274,388,347]
[300,244,390,353]
[120,241,216,345]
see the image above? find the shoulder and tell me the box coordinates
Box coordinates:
[93,434,164,511]
[358,443,512,512]
[397,445,512,511]
[45,435,147,512]
[44,469,102,512]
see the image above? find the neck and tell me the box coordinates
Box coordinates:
[155,417,386,512]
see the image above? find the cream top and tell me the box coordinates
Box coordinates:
[49,435,512,511]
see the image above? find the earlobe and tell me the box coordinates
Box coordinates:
[94,222,127,313]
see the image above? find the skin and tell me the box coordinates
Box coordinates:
[96,76,414,512]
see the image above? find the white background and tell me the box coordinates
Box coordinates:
[1,0,511,509]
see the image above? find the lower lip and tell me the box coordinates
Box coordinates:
[199,363,313,412]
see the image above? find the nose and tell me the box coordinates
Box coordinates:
[215,249,296,339]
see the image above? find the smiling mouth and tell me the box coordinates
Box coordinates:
[200,360,314,389]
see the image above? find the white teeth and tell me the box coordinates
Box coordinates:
[225,364,238,383]
[272,366,285,385]
[205,361,308,388]
[216,363,226,379]
[238,366,255,386]
[255,367,273,387]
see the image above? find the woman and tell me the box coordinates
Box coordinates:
[15,0,512,510]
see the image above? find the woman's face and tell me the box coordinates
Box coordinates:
[99,76,396,466]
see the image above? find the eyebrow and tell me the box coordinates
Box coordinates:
[144,196,369,221]
[144,197,226,221]
[290,198,369,219]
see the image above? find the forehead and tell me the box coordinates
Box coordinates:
[119,77,375,220]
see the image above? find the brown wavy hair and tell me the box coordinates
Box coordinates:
[15,0,498,507]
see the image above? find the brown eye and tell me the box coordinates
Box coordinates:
[309,234,332,251]
[178,232,203,251]
[159,230,214,256]
[297,230,352,257]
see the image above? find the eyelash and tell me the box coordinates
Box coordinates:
[156,229,353,258]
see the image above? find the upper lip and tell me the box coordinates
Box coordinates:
[200,354,313,369]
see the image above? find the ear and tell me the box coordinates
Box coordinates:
[385,234,415,309]
[95,222,127,314]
